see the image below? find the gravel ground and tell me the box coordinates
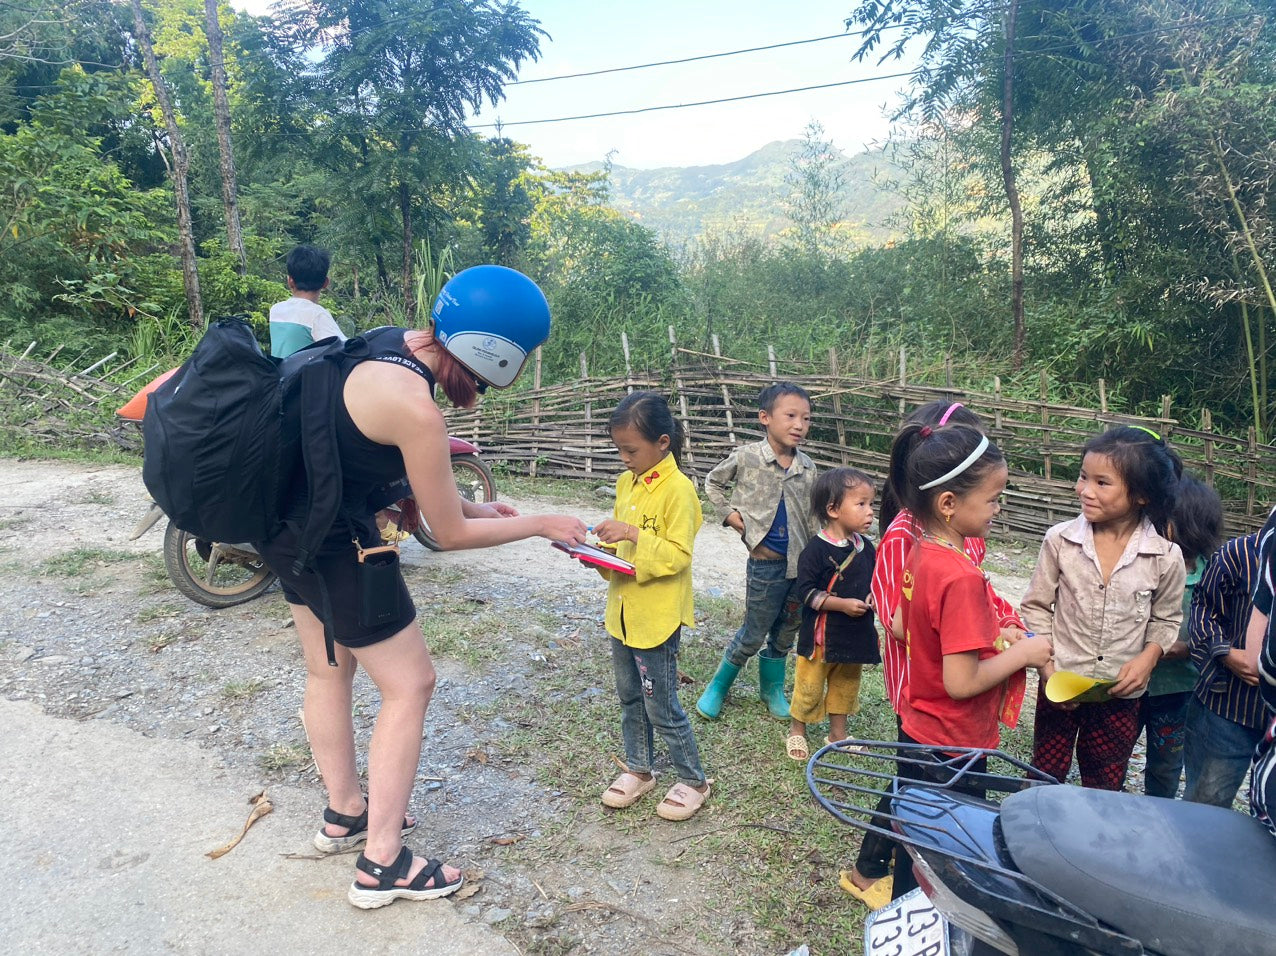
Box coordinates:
[0,458,761,955]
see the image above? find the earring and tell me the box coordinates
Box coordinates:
[945,513,952,525]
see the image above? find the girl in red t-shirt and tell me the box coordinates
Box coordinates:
[844,424,1052,909]
[874,401,1027,723]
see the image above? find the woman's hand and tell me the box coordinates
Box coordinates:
[592,519,636,545]
[540,514,588,545]
[464,500,519,519]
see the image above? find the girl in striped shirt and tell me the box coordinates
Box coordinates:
[873,402,1028,726]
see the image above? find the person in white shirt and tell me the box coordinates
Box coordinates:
[269,245,344,357]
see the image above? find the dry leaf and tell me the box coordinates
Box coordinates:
[677,670,695,685]
[463,747,489,767]
[453,882,481,900]
[490,833,525,846]
[207,791,273,859]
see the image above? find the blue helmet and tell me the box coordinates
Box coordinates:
[430,265,551,389]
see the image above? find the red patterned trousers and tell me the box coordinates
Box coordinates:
[1032,685,1141,790]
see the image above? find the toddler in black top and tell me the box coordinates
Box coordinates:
[786,467,879,760]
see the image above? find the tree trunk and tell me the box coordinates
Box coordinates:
[130,0,203,329]
[399,180,415,323]
[203,0,245,273]
[1000,0,1025,369]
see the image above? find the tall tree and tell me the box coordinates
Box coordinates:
[129,0,203,328]
[783,120,848,258]
[284,0,543,320]
[202,0,245,271]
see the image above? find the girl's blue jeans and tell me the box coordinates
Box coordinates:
[610,627,706,787]
[723,556,800,667]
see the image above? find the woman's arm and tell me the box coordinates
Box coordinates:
[349,364,585,550]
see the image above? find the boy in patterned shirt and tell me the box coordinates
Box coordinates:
[698,382,819,720]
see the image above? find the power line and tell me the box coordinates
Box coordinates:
[475,10,1262,132]
[509,31,877,86]
[473,70,918,130]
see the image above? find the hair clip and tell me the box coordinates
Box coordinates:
[1130,425,1162,442]
[937,402,964,427]
[919,425,933,438]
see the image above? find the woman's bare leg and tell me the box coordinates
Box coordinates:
[291,602,363,822]
[350,623,459,887]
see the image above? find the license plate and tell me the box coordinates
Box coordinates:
[865,888,950,956]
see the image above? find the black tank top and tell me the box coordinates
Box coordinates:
[283,328,435,544]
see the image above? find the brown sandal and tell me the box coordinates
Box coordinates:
[601,771,657,808]
[655,782,710,821]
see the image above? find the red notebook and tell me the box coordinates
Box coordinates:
[552,540,636,575]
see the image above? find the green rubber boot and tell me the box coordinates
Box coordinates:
[758,651,791,719]
[696,657,742,720]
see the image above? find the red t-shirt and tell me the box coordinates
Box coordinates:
[898,540,1004,750]
[873,510,1022,712]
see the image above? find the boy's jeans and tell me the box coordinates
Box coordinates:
[724,556,800,667]
[611,628,706,787]
[1183,697,1263,808]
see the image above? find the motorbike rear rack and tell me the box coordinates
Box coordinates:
[808,739,1146,955]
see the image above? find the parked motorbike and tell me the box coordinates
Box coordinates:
[807,739,1276,956]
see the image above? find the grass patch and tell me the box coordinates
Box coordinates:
[223,678,269,700]
[136,602,181,623]
[419,605,514,668]
[137,553,172,595]
[488,601,1040,954]
[496,473,610,505]
[39,547,135,577]
[0,436,141,465]
[260,742,313,773]
[84,488,115,505]
[147,632,179,652]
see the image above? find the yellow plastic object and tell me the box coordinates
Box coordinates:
[1045,670,1117,704]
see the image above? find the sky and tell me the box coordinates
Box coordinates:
[232,0,915,170]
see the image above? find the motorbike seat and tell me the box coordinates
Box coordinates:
[1000,785,1276,956]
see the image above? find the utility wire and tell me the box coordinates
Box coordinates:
[473,71,918,130]
[509,30,884,86]
[475,10,1263,132]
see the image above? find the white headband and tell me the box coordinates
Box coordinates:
[918,435,991,490]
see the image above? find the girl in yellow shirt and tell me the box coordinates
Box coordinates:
[590,391,710,821]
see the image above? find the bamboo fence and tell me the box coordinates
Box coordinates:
[449,330,1276,539]
[3,331,1275,537]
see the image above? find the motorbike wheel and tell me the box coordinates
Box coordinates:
[162,521,277,608]
[414,454,498,552]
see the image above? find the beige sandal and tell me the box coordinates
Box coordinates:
[655,782,710,821]
[786,734,810,761]
[601,772,657,808]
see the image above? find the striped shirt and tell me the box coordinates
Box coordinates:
[1189,533,1266,730]
[1248,511,1276,834]
[873,510,1023,711]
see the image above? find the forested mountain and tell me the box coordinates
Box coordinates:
[568,141,903,245]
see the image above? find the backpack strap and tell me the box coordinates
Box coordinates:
[292,351,349,667]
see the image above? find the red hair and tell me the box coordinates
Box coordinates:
[402,329,480,409]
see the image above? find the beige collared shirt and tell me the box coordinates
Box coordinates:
[704,438,818,578]
[1020,514,1186,697]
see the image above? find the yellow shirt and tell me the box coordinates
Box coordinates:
[602,453,703,648]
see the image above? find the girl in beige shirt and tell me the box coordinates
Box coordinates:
[1021,426,1186,790]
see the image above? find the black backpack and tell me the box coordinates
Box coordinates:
[142,318,429,662]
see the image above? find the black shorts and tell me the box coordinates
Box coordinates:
[255,521,417,649]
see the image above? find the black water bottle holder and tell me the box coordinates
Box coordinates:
[355,539,400,628]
